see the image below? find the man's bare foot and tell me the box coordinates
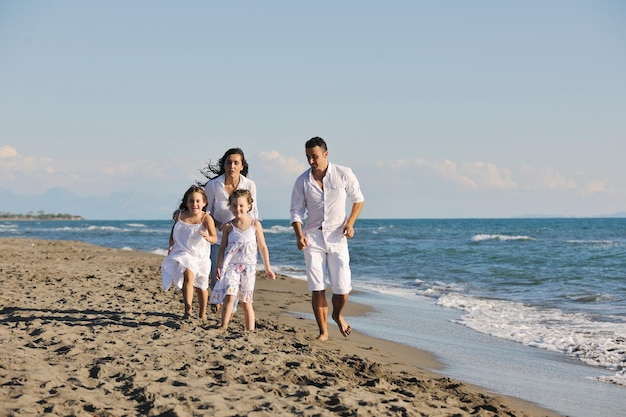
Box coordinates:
[333,315,352,337]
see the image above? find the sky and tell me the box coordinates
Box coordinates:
[1,1,625,220]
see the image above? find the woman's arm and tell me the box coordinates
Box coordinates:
[215,223,231,280]
[249,180,259,220]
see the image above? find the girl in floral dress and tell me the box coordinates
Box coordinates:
[210,189,275,331]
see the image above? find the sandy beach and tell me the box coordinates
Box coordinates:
[0,238,563,416]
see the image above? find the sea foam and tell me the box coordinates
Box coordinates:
[436,292,626,385]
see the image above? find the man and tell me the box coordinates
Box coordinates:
[290,137,364,341]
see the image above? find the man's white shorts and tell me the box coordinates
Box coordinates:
[303,229,352,294]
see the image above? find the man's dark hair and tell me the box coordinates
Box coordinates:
[305,136,327,151]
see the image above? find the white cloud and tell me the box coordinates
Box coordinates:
[458,161,516,189]
[0,146,56,184]
[583,179,608,194]
[383,158,517,190]
[432,159,479,189]
[518,165,577,190]
[380,157,619,198]
[0,146,199,195]
[258,150,306,176]
[0,146,18,158]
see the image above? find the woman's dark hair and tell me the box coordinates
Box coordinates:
[199,148,249,186]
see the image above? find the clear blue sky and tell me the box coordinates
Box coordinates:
[1,1,625,219]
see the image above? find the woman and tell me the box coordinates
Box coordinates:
[203,148,259,313]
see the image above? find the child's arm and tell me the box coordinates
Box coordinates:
[200,213,218,244]
[168,226,175,254]
[255,221,276,280]
[215,223,231,280]
[167,212,179,254]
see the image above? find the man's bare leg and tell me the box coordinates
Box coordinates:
[312,290,329,341]
[331,293,351,337]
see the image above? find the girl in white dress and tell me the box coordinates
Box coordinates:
[210,189,275,331]
[161,186,217,320]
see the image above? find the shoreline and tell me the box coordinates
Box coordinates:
[0,237,562,416]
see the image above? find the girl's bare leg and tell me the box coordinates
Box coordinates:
[218,295,236,331]
[196,288,208,320]
[242,302,255,331]
[182,269,194,318]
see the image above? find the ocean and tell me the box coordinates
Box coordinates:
[2,217,625,416]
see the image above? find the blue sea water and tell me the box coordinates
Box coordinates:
[2,217,625,416]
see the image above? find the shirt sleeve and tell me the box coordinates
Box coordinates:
[204,180,216,214]
[346,168,364,204]
[248,179,260,220]
[290,173,306,225]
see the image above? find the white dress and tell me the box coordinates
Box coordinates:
[161,212,212,291]
[209,220,258,304]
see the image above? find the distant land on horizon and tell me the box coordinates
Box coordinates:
[0,212,85,221]
[0,212,84,221]
[3,213,626,222]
